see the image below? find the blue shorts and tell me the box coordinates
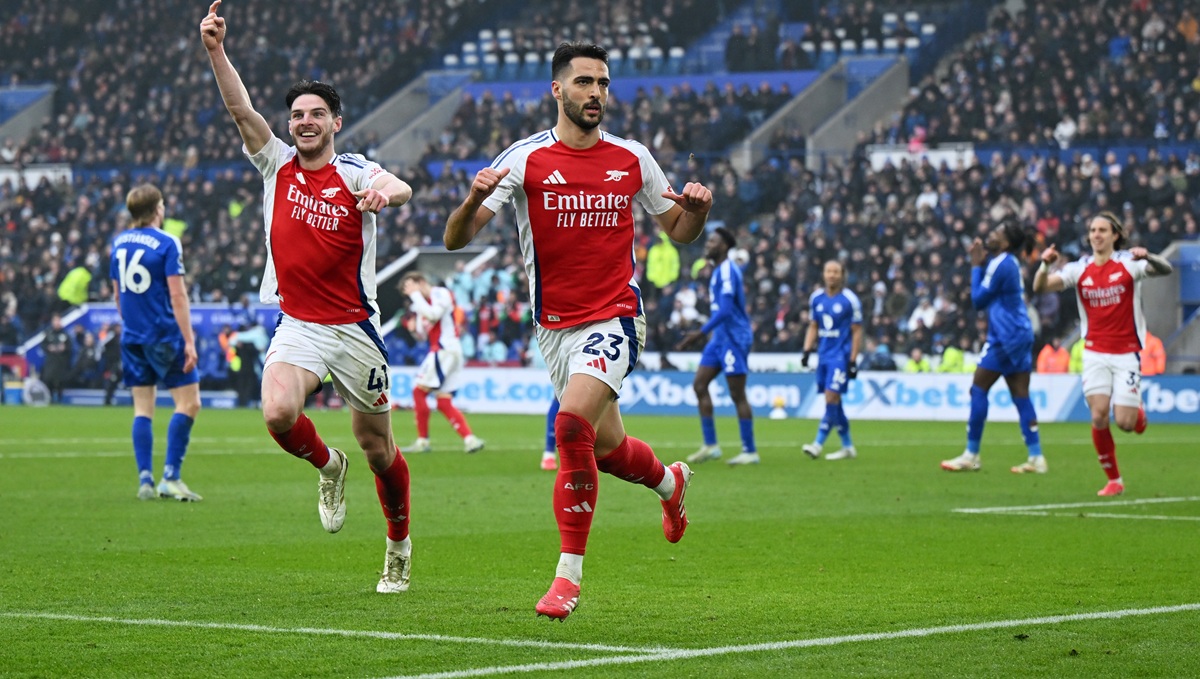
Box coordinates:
[699,338,749,375]
[816,356,850,394]
[122,339,200,389]
[978,340,1033,376]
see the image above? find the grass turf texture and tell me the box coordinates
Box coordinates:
[1,406,1198,678]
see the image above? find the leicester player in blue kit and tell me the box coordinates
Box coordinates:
[110,184,203,501]
[802,261,862,460]
[679,227,758,465]
[941,222,1045,473]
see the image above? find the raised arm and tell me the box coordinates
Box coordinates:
[1032,244,1067,294]
[200,0,272,155]
[1129,247,1174,277]
[445,167,508,250]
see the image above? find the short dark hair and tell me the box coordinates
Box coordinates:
[551,41,609,80]
[714,226,736,249]
[285,80,342,118]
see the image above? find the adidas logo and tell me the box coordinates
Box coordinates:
[562,501,594,513]
[372,393,389,407]
[542,169,567,185]
[586,357,607,372]
[296,172,306,185]
[1081,276,1094,286]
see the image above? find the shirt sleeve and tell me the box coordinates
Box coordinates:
[408,288,452,322]
[1057,260,1082,287]
[700,269,735,334]
[165,235,186,277]
[634,144,677,216]
[243,135,293,178]
[481,148,527,214]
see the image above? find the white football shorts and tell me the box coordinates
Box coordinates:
[264,314,392,414]
[536,315,646,399]
[1081,349,1142,408]
[414,347,464,394]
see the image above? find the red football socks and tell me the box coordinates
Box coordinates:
[375,448,411,541]
[553,411,598,556]
[412,388,431,438]
[596,436,666,489]
[1092,426,1121,481]
[437,396,472,437]
[269,413,330,469]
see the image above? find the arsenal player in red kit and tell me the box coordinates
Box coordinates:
[1034,212,1173,496]
[445,41,713,620]
[202,0,416,593]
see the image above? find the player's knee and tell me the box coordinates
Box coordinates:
[1114,414,1137,432]
[262,402,299,432]
[692,380,708,396]
[1090,412,1110,430]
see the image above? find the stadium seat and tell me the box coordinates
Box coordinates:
[502,52,521,80]
[463,53,480,70]
[882,37,899,55]
[801,40,816,64]
[482,53,499,80]
[840,39,858,56]
[606,47,623,76]
[667,46,685,74]
[478,29,494,43]
[627,46,645,73]
[904,11,921,26]
[904,37,921,52]
[443,53,461,69]
[496,28,513,42]
[522,51,542,80]
[646,46,664,74]
[921,24,937,40]
[462,41,478,57]
[834,27,847,40]
[818,40,837,69]
[862,38,879,55]
[882,12,898,34]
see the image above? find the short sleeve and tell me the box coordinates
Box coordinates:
[244,135,294,179]
[1057,260,1083,287]
[635,146,677,216]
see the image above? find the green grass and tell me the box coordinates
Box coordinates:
[1,407,1198,678]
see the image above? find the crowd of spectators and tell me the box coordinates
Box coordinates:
[868,1,1200,148]
[2,0,485,168]
[422,78,794,167]
[4,0,1200,376]
[455,0,717,68]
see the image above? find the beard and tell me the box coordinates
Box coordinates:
[562,97,603,131]
[294,126,334,158]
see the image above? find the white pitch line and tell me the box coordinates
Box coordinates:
[955,496,1200,514]
[379,603,1200,679]
[0,611,668,654]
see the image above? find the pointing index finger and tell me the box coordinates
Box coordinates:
[209,0,221,15]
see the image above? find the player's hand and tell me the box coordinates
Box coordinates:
[200,0,226,51]
[801,351,811,369]
[401,279,418,296]
[469,167,510,203]
[183,341,198,374]
[352,188,389,213]
[847,363,858,380]
[968,237,986,266]
[662,182,713,214]
[1040,244,1059,265]
[1128,246,1149,260]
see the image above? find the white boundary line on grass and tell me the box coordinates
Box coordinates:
[955,496,1200,522]
[0,611,667,654]
[377,603,1200,679]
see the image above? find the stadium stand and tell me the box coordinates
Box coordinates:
[2,0,1199,371]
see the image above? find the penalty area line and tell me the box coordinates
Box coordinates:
[0,611,669,654]
[379,603,1200,679]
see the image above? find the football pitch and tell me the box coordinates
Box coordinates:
[2,407,1198,678]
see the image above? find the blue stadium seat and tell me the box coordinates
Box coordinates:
[443,53,461,69]
[608,47,625,76]
[801,40,816,64]
[646,46,665,74]
[667,46,685,75]
[482,53,499,80]
[522,52,542,81]
[840,39,858,56]
[502,52,521,80]
[882,38,899,55]
[861,38,879,55]
[882,12,898,34]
